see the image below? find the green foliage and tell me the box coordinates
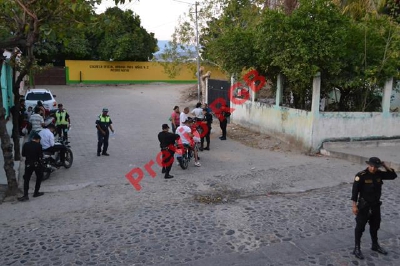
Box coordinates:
[92,7,157,61]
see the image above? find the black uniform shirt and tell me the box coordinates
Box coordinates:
[96,115,112,131]
[158,131,179,149]
[203,113,213,127]
[22,141,43,165]
[351,168,397,203]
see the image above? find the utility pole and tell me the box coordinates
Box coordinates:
[195,1,201,103]
[172,0,201,101]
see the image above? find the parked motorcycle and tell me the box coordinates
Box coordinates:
[42,138,73,180]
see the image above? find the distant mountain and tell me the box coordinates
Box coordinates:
[155,40,170,54]
[153,40,197,61]
[155,40,196,54]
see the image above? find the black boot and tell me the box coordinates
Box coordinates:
[18,195,29,202]
[33,192,44,198]
[353,245,364,259]
[371,243,388,255]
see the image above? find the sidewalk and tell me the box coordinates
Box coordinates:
[0,120,23,202]
[320,139,400,171]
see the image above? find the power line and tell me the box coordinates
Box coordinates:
[171,0,194,6]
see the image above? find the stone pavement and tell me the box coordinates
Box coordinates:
[0,84,399,266]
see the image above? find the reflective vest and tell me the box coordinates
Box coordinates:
[55,110,69,125]
[99,115,110,123]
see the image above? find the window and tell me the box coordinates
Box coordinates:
[26,92,52,101]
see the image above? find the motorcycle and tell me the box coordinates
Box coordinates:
[42,138,73,180]
[176,142,199,170]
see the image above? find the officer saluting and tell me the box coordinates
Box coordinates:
[18,133,44,201]
[351,157,397,259]
[158,124,179,179]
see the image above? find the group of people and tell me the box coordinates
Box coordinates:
[17,102,71,202]
[25,101,71,141]
[157,102,231,179]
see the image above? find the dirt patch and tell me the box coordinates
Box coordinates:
[180,85,199,102]
[227,123,301,153]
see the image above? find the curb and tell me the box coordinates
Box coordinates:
[320,140,400,171]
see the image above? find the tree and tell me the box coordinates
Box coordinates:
[0,0,101,196]
[91,7,157,61]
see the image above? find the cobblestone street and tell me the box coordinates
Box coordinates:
[0,85,399,266]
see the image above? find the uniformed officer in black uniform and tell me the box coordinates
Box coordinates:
[96,107,114,156]
[18,133,44,201]
[158,124,180,179]
[199,108,213,151]
[351,157,397,259]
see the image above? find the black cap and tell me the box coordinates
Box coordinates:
[162,124,170,130]
[58,103,63,107]
[32,133,41,140]
[366,157,382,168]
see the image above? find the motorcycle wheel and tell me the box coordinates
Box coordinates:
[180,153,189,170]
[43,168,51,181]
[63,148,73,168]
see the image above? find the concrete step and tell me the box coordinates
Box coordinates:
[320,139,400,171]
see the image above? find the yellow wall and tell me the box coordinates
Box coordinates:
[65,60,227,84]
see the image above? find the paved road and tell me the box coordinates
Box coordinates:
[0,84,399,266]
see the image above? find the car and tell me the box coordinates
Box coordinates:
[25,88,57,111]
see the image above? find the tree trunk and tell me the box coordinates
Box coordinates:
[0,49,19,196]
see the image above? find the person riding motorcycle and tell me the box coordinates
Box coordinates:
[176,118,201,167]
[39,124,67,166]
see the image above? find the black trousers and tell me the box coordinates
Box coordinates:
[97,131,109,153]
[43,144,66,162]
[355,204,381,246]
[23,164,43,196]
[220,119,227,138]
[56,125,68,140]
[161,149,175,176]
[201,126,211,148]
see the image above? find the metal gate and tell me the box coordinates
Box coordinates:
[207,79,231,108]
[34,67,66,85]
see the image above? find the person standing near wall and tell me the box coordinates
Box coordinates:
[216,105,230,140]
[351,157,397,259]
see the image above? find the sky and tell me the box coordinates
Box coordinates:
[96,0,204,41]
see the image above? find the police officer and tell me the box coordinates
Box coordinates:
[18,133,44,201]
[351,157,397,259]
[96,108,114,156]
[216,105,230,140]
[55,103,70,141]
[158,124,180,179]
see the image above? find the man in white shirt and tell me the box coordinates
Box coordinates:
[28,107,44,141]
[176,118,200,167]
[39,124,66,166]
[191,102,204,119]
[180,107,190,125]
